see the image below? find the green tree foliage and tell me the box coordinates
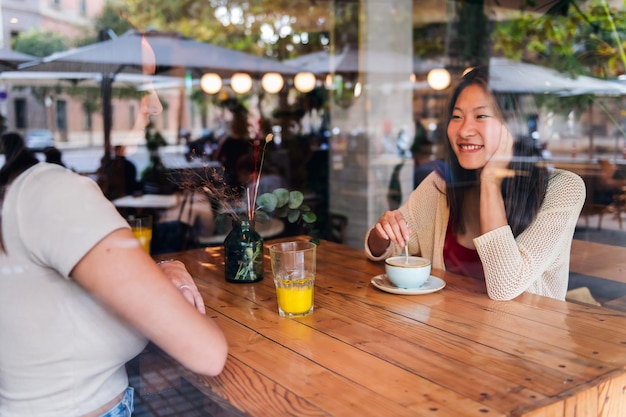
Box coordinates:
[12,29,69,125]
[13,29,68,57]
[492,0,626,78]
[75,0,136,46]
[492,0,626,122]
[114,0,331,58]
[412,25,445,59]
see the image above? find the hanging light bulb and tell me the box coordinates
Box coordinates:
[427,68,451,91]
[261,72,284,94]
[294,72,316,93]
[200,73,222,94]
[231,73,252,94]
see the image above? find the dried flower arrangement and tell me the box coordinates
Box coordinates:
[244,132,317,227]
[176,128,317,238]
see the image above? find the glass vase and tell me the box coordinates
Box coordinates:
[224,219,264,283]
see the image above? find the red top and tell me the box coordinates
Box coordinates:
[443,219,485,279]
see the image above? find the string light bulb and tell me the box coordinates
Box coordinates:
[200,73,222,94]
[261,72,284,94]
[427,68,451,91]
[294,72,316,93]
[231,72,252,94]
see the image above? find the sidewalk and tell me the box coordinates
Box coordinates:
[54,129,182,150]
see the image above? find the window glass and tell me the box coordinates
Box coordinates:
[5,0,624,311]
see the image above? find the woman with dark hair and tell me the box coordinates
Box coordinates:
[0,132,227,416]
[365,67,585,301]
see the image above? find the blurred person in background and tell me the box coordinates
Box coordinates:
[97,145,140,200]
[214,105,253,197]
[43,145,66,168]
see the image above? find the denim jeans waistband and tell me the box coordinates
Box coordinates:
[98,387,134,417]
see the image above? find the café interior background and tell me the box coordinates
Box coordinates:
[1,0,626,305]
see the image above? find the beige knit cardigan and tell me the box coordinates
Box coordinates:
[365,169,586,301]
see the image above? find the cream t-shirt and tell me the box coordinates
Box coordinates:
[0,163,147,417]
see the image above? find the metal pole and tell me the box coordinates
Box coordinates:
[102,75,113,161]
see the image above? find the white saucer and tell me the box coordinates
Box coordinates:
[371,274,445,295]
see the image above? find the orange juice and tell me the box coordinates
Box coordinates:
[274,276,314,317]
[132,227,152,254]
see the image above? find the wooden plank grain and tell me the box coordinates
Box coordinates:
[307,263,624,376]
[204,291,503,417]
[308,302,548,414]
[194,355,329,417]
[513,369,626,417]
[406,291,625,370]
[188,244,623,391]
[196,260,586,414]
[315,284,610,394]
[597,371,626,417]
[157,239,626,417]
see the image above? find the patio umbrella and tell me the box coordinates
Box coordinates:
[489,57,626,95]
[287,53,626,95]
[18,29,299,158]
[488,57,575,94]
[19,29,298,78]
[0,49,36,71]
[0,71,178,87]
[283,47,428,76]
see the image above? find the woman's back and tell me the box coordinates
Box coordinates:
[0,164,147,415]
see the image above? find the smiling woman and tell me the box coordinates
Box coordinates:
[365,66,586,302]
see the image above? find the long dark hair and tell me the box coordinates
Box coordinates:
[443,67,549,237]
[0,132,40,252]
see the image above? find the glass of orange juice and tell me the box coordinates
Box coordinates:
[269,241,316,318]
[128,215,152,254]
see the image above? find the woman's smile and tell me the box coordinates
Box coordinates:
[457,143,484,152]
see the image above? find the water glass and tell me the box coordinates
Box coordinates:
[128,215,152,254]
[269,241,316,318]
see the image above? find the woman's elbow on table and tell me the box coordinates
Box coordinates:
[487,292,516,302]
[180,329,228,376]
[485,284,525,302]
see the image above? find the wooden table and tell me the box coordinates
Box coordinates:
[153,236,626,417]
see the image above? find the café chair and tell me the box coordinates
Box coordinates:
[580,160,626,230]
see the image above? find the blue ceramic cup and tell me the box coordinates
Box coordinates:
[384,256,431,289]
